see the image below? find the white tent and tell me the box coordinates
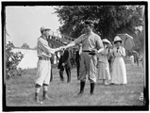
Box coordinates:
[11,48,38,69]
[11,48,58,69]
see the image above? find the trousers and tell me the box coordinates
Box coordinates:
[59,66,71,82]
[35,60,51,86]
[78,52,97,83]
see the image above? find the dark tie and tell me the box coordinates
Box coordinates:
[117,47,119,52]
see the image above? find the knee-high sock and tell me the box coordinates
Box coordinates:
[43,84,48,97]
[79,81,85,94]
[90,83,95,94]
[35,84,41,99]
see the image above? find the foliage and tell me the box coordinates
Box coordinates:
[54,5,143,42]
[6,41,24,79]
[21,43,30,49]
[131,32,143,53]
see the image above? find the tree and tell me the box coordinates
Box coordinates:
[54,5,143,42]
[6,41,24,79]
[21,43,30,49]
[134,29,144,52]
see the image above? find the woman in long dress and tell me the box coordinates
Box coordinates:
[111,36,127,85]
[97,39,111,85]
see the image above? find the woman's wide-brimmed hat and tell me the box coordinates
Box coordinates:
[114,36,122,43]
[102,39,111,45]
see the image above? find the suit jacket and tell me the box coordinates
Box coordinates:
[75,50,80,64]
[58,49,72,69]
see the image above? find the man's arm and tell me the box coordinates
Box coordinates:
[64,41,76,49]
[64,34,84,49]
[39,38,62,54]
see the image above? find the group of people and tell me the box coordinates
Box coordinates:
[130,51,144,67]
[97,36,127,85]
[34,20,127,104]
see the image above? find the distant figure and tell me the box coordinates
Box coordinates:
[70,48,75,67]
[130,55,134,66]
[111,36,127,85]
[58,48,72,83]
[133,51,139,66]
[107,47,114,73]
[75,44,82,79]
[138,52,144,67]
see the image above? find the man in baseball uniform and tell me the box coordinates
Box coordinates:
[65,20,104,96]
[35,26,63,103]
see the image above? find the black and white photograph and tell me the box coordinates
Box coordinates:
[2,1,149,111]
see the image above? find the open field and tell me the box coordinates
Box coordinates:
[5,63,145,107]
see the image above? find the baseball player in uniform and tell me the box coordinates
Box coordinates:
[64,20,104,96]
[35,26,63,103]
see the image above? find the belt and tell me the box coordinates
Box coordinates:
[39,56,50,60]
[82,50,96,55]
[82,50,91,52]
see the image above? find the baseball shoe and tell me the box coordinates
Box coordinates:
[74,92,83,98]
[35,98,43,104]
[43,95,53,101]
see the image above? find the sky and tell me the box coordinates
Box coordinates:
[6,6,61,48]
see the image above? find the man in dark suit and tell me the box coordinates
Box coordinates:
[75,44,82,79]
[58,48,72,83]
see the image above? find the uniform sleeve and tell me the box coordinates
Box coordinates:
[96,36,104,49]
[74,34,85,45]
[38,38,56,54]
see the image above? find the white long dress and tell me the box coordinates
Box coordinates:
[111,46,127,84]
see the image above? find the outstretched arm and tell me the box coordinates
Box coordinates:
[64,41,76,49]
[64,34,84,49]
[39,38,63,54]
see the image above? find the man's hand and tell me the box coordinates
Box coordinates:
[89,49,98,55]
[62,45,68,50]
[59,46,65,51]
[62,63,65,66]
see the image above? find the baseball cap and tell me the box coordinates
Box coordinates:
[40,26,51,32]
[84,20,94,27]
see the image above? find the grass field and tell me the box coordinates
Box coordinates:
[5,62,145,107]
